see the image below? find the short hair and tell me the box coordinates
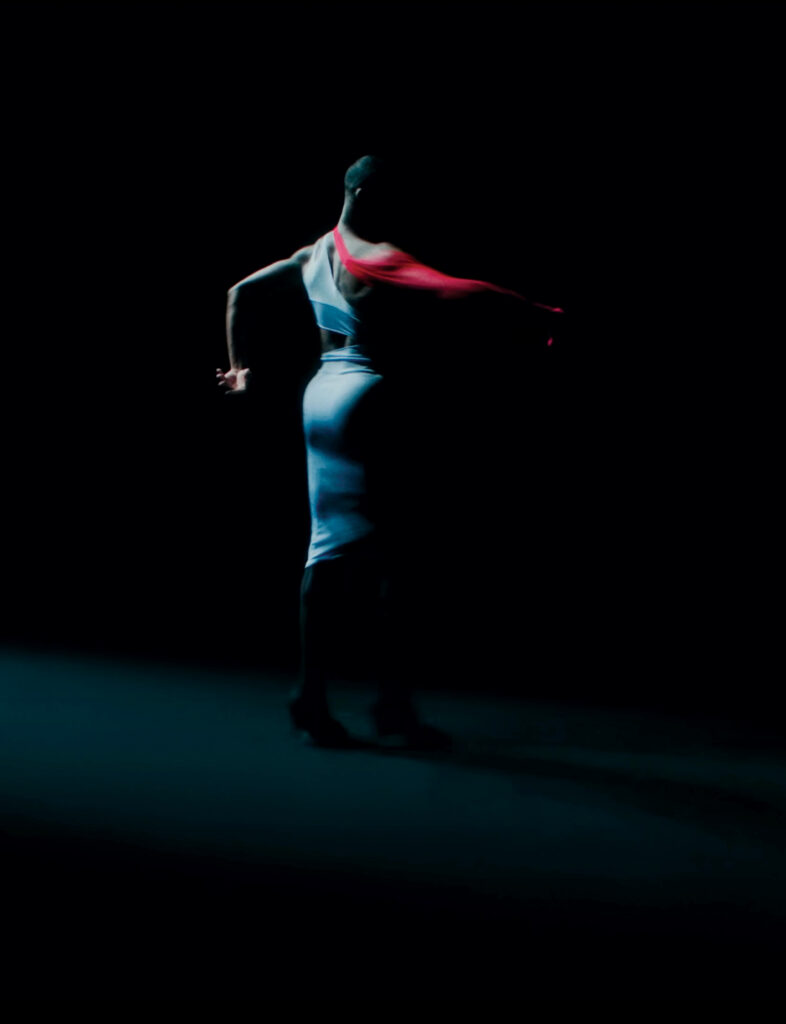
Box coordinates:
[344,155,394,196]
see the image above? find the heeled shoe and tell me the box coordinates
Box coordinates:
[288,697,361,749]
[370,700,453,751]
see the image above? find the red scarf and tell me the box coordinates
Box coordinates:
[333,226,563,316]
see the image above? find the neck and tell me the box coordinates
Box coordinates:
[338,207,365,240]
[339,203,394,244]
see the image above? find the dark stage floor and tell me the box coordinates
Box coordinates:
[2,645,784,1003]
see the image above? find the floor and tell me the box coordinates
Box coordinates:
[2,645,784,1003]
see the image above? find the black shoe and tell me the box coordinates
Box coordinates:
[288,697,361,749]
[370,700,453,751]
[370,698,419,735]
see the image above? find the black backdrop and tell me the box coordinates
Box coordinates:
[2,3,777,719]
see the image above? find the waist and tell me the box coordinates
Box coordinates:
[320,328,356,351]
[319,340,375,366]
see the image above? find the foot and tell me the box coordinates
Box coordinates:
[370,700,452,751]
[288,697,361,749]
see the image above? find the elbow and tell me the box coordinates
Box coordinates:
[228,272,255,298]
[226,281,246,315]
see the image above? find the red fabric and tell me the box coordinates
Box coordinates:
[332,226,563,314]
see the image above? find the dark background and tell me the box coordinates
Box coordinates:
[2,3,777,719]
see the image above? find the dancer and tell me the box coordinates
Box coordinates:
[217,156,562,748]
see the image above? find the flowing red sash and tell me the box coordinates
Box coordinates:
[332,226,563,315]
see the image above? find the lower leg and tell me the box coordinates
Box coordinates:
[369,573,451,748]
[289,565,358,747]
[292,567,330,714]
[371,575,418,720]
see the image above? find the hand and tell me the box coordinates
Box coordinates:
[216,367,252,393]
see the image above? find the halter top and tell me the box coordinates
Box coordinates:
[301,233,361,338]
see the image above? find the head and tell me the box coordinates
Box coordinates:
[340,154,408,240]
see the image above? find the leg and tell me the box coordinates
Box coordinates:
[298,550,414,716]
[294,565,331,714]
[289,561,357,747]
[366,562,453,751]
[369,569,416,716]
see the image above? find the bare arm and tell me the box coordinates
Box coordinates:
[217,244,313,393]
